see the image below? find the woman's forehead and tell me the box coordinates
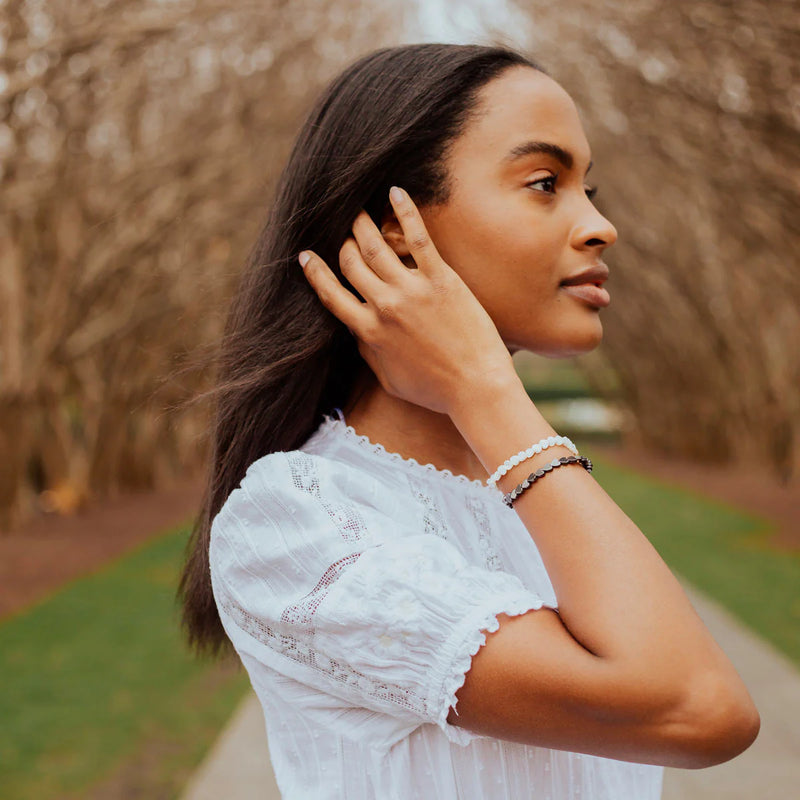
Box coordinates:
[458,67,591,167]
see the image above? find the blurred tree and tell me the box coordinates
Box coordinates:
[0,0,405,529]
[479,0,800,482]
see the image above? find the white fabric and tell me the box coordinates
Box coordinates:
[209,409,664,799]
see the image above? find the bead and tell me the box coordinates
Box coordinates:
[489,434,581,486]
[503,455,592,507]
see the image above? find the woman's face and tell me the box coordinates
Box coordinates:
[412,66,617,358]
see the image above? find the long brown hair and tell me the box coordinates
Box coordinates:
[177,43,543,658]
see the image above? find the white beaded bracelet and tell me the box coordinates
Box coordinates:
[487,435,579,487]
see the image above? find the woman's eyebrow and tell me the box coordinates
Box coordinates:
[503,140,593,173]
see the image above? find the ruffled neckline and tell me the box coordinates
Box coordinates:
[316,412,503,498]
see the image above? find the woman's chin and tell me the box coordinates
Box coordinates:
[524,319,604,358]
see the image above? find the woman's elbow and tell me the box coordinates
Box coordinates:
[678,675,761,769]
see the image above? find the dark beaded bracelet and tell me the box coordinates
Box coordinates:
[502,455,593,508]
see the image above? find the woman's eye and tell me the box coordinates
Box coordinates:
[527,175,558,193]
[526,176,599,200]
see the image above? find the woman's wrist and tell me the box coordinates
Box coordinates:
[447,365,524,417]
[448,371,575,492]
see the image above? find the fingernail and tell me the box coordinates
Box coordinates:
[389,186,404,204]
[298,251,311,267]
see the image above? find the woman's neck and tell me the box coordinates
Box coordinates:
[341,370,490,484]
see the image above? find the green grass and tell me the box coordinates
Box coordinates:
[583,445,800,666]
[514,355,596,394]
[0,525,250,800]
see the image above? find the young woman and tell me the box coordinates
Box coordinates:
[178,43,759,798]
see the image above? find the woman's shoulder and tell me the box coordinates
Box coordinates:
[230,409,491,514]
[242,437,391,509]
[214,446,380,532]
[211,410,506,553]
[211,412,417,545]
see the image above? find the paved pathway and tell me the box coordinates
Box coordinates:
[179,689,278,800]
[661,581,800,799]
[180,578,800,799]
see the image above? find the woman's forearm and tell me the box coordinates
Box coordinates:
[448,371,756,720]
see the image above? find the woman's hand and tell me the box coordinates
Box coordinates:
[298,186,516,416]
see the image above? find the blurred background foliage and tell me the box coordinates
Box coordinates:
[0,0,798,531]
[0,0,402,529]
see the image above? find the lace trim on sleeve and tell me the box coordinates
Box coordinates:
[431,593,556,746]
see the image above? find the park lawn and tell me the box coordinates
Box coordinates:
[0,524,250,800]
[1,457,798,799]
[584,446,800,667]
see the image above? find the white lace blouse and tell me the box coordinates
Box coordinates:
[209,408,664,799]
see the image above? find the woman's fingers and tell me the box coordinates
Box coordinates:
[299,250,371,334]
[299,187,439,337]
[350,210,411,284]
[338,236,387,300]
[388,186,440,274]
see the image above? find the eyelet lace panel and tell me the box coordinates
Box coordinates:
[464,493,505,572]
[287,450,369,543]
[280,552,363,630]
[401,471,505,572]
[318,414,502,496]
[405,473,450,540]
[219,592,431,716]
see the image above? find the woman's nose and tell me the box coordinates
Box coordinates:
[573,206,618,250]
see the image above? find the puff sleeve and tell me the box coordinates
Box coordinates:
[209,449,557,750]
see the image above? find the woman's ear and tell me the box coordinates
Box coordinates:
[379,204,416,267]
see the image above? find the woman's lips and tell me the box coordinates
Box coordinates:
[559,283,611,307]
